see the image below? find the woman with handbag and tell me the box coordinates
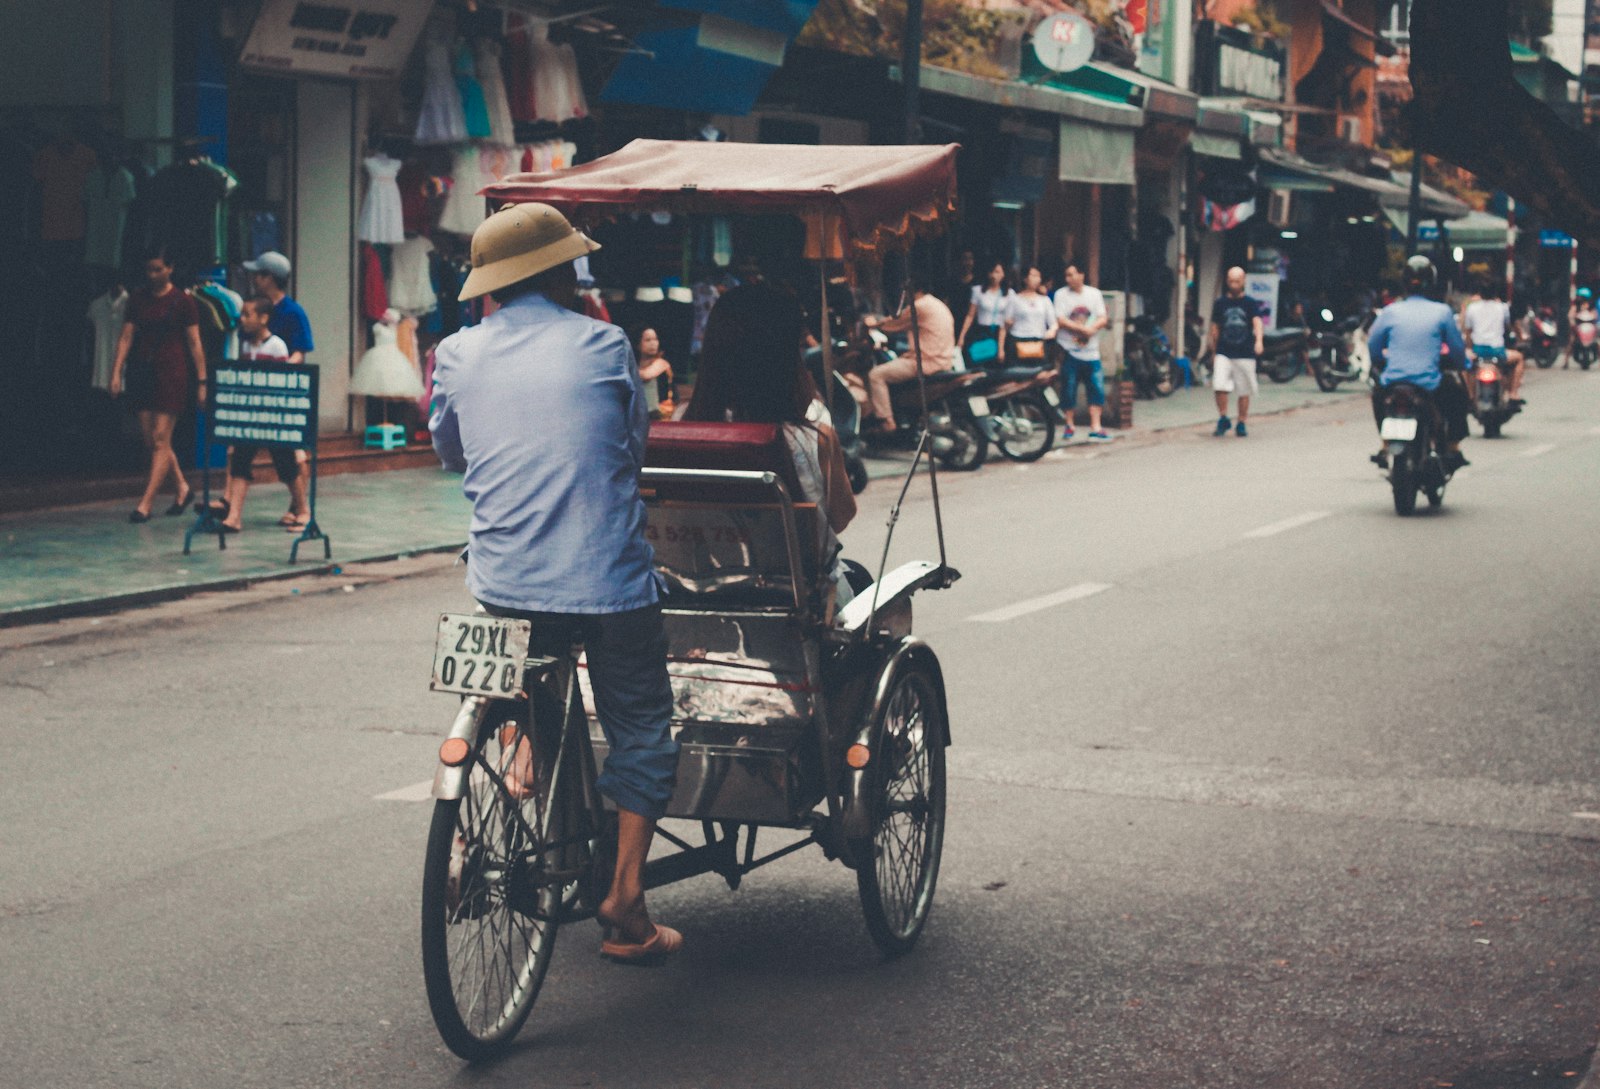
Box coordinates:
[1001,266,1057,368]
[957,262,1012,368]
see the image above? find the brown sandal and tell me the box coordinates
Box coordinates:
[600,923,683,964]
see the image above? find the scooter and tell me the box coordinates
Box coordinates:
[1469,352,1520,439]
[1571,313,1598,369]
[1259,326,1311,384]
[1124,316,1176,399]
[1377,383,1455,516]
[1309,308,1371,392]
[853,329,993,471]
[976,365,1060,461]
[1526,305,1560,369]
[805,342,870,493]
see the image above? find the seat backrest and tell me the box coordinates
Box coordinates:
[642,421,825,609]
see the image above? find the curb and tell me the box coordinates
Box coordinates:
[0,541,466,629]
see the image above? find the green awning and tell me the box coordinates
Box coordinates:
[1385,207,1508,247]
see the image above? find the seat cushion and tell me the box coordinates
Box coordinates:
[646,420,804,496]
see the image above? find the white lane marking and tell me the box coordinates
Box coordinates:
[375,780,435,802]
[1588,426,1600,436]
[1520,443,1556,459]
[1242,510,1332,540]
[969,582,1112,623]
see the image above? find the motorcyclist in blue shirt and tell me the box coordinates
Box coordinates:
[1367,255,1470,471]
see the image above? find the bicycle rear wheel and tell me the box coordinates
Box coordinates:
[422,715,564,1061]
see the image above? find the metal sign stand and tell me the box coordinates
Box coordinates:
[288,437,329,563]
[184,395,230,554]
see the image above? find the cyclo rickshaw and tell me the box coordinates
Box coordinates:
[419,140,963,1061]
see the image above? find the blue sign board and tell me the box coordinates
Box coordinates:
[1541,230,1576,249]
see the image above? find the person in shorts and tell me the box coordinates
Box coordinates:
[216,297,306,534]
[1052,260,1111,441]
[1460,279,1524,405]
[1210,266,1266,437]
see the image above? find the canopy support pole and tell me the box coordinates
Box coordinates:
[817,212,834,404]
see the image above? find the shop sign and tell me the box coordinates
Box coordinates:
[239,0,432,81]
[212,363,318,448]
[1199,23,1286,101]
[1031,11,1096,73]
[1244,271,1281,328]
[1541,229,1577,248]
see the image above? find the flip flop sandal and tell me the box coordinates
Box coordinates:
[282,517,311,533]
[277,512,304,527]
[600,924,683,965]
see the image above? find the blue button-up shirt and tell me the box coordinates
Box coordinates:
[430,292,658,614]
[1368,295,1466,391]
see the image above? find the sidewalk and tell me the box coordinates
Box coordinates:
[0,374,1361,626]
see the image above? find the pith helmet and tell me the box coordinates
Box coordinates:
[459,203,600,301]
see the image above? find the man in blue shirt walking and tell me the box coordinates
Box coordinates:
[1366,255,1471,471]
[431,204,682,963]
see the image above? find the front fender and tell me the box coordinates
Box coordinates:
[840,637,950,840]
[430,696,493,801]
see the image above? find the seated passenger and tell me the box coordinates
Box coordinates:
[683,283,860,606]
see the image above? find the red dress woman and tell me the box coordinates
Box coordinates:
[111,247,207,522]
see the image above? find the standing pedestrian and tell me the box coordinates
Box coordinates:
[1209,266,1265,437]
[957,262,1012,363]
[1052,260,1111,441]
[109,246,206,522]
[243,250,314,528]
[430,202,682,962]
[1001,265,1056,366]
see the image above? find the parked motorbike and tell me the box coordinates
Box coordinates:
[1525,305,1560,369]
[1571,313,1599,369]
[804,343,870,493]
[1469,352,1520,439]
[853,329,993,471]
[1124,315,1176,399]
[1259,326,1311,384]
[1377,383,1455,515]
[975,365,1059,461]
[1308,308,1370,392]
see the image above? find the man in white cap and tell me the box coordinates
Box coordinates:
[430,203,682,963]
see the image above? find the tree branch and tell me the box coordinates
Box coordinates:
[1406,0,1600,242]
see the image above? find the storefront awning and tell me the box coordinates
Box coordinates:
[1061,119,1137,185]
[1197,98,1249,137]
[484,139,958,254]
[1191,130,1243,161]
[1384,206,1503,244]
[1080,62,1200,122]
[1258,147,1419,204]
[909,63,1145,130]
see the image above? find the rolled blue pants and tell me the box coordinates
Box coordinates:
[1061,353,1107,407]
[483,603,678,819]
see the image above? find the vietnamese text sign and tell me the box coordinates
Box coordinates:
[239,0,431,81]
[213,363,318,448]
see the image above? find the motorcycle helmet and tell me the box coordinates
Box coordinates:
[1578,286,1594,302]
[1403,254,1437,292]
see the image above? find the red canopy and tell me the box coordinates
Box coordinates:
[482,139,959,254]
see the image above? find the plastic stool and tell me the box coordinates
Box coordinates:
[1172,356,1193,389]
[364,423,407,450]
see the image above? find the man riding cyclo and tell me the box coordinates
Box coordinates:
[1367,255,1471,472]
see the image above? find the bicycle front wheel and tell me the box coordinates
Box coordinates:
[422,719,563,1061]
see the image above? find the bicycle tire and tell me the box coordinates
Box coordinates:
[422,715,564,1061]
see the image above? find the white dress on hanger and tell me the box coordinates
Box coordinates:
[414,40,469,145]
[437,146,488,235]
[528,22,588,123]
[357,154,406,244]
[388,236,438,315]
[87,287,127,391]
[350,321,425,399]
[475,38,517,147]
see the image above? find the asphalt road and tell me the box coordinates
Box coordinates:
[5,368,1600,1089]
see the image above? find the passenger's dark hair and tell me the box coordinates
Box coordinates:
[140,244,175,269]
[683,283,812,426]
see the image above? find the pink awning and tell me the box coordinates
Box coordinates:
[482,139,959,254]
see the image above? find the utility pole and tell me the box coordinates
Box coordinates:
[1405,149,1423,255]
[903,0,924,144]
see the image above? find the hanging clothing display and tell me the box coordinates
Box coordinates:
[32,139,98,242]
[455,41,492,140]
[475,38,517,147]
[397,159,437,235]
[388,236,438,315]
[349,317,425,399]
[140,158,237,277]
[525,22,587,124]
[478,145,517,183]
[503,14,536,121]
[357,153,406,244]
[192,280,243,362]
[83,164,136,268]
[86,287,127,391]
[416,40,470,145]
[438,147,488,235]
[360,243,391,320]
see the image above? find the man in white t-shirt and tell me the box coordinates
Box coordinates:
[1460,281,1524,405]
[1052,261,1111,441]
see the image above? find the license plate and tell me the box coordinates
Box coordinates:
[1041,386,1061,406]
[1380,417,1418,441]
[967,395,991,417]
[431,613,531,699]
